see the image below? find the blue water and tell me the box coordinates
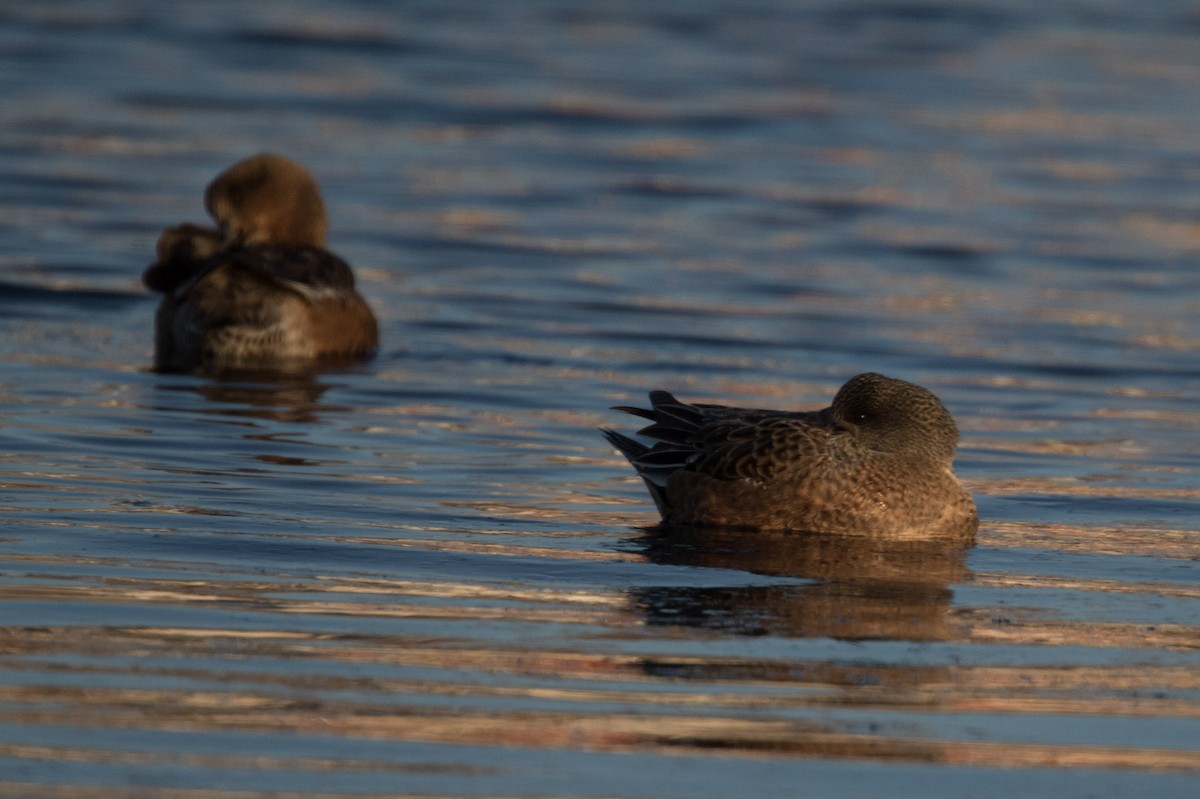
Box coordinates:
[1,1,1199,797]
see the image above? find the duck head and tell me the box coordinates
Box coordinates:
[203,153,328,248]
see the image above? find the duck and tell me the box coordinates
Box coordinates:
[602,373,978,539]
[143,153,378,373]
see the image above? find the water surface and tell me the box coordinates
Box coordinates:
[1,2,1198,797]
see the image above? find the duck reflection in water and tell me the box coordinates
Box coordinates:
[143,153,379,374]
[633,525,971,642]
[162,369,345,425]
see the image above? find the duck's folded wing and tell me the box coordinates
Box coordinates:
[608,391,836,484]
[683,414,833,483]
[228,245,359,297]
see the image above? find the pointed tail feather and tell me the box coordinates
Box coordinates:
[601,428,649,462]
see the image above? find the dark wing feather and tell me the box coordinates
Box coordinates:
[627,390,712,444]
[159,245,359,303]
[604,391,836,485]
[225,245,358,294]
[601,429,649,461]
[610,405,656,422]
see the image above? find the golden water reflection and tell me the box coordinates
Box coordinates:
[633,527,969,641]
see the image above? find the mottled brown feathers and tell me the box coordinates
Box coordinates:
[604,373,978,539]
[144,153,378,373]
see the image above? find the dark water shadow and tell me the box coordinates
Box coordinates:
[631,526,972,642]
[148,366,369,424]
[0,279,145,318]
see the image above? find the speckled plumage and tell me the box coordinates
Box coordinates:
[143,154,378,373]
[603,373,978,539]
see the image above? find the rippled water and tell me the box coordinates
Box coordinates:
[2,2,1199,797]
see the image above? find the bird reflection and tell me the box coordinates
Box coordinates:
[633,526,971,642]
[156,368,345,424]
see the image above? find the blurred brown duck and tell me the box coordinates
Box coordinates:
[143,153,378,373]
[603,373,978,539]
